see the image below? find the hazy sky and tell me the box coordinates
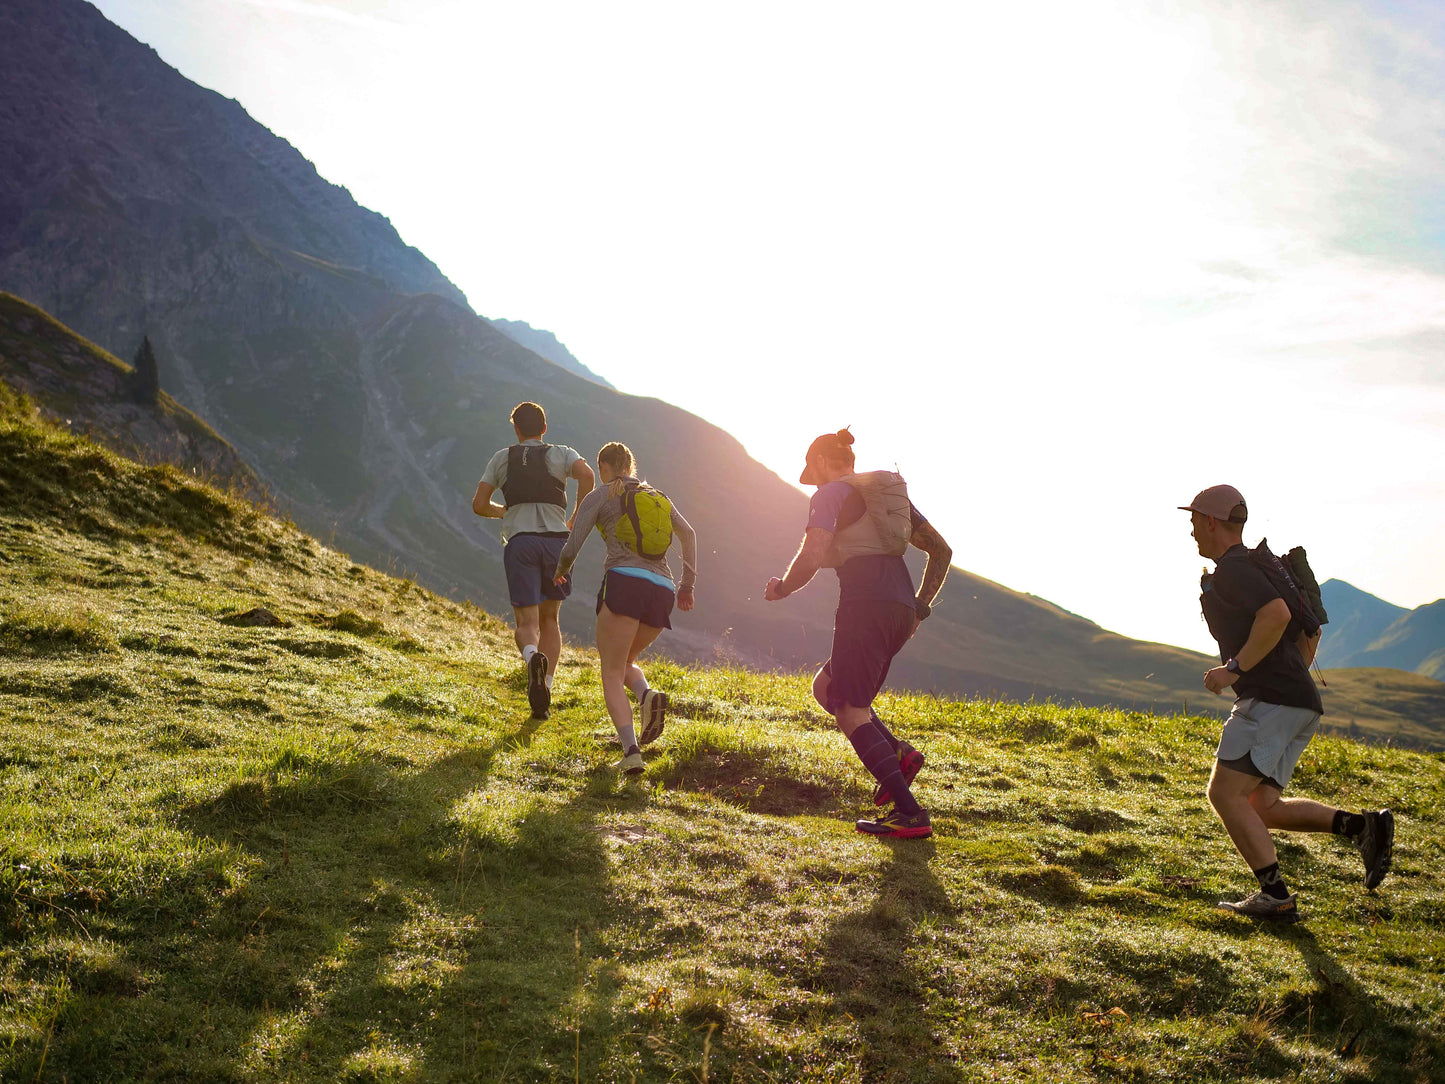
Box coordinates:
[92,0,1445,654]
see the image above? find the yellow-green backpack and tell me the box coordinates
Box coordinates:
[610,482,673,559]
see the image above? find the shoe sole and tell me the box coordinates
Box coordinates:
[1365,810,1395,890]
[527,653,550,718]
[1216,904,1300,922]
[640,691,668,746]
[622,758,645,776]
[874,746,926,807]
[855,822,932,839]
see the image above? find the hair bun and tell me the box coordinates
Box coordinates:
[836,428,854,446]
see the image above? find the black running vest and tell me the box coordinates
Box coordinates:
[501,443,566,508]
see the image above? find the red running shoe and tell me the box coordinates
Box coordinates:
[856,808,932,839]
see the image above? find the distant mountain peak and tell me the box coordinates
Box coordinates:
[486,319,613,389]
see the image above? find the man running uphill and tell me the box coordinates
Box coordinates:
[473,402,594,719]
[1183,484,1394,920]
[764,429,952,839]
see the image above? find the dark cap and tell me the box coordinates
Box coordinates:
[1179,484,1247,523]
[799,429,855,485]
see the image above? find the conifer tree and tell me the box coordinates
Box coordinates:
[131,335,159,404]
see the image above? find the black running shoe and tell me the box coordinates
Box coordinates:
[639,689,668,746]
[873,743,925,807]
[1357,809,1394,890]
[855,808,932,839]
[527,651,550,719]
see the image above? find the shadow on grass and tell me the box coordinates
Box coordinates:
[7,712,640,1082]
[1258,922,1445,1081]
[658,742,849,816]
[815,839,960,1082]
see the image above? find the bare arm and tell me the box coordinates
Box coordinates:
[764,527,832,601]
[472,480,504,519]
[1204,597,1291,694]
[911,519,953,610]
[568,459,595,530]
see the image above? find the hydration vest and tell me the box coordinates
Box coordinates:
[500,443,565,508]
[821,471,912,569]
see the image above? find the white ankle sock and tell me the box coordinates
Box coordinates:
[522,644,537,663]
[544,673,554,689]
[627,673,649,700]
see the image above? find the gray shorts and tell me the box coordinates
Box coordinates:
[1215,697,1320,790]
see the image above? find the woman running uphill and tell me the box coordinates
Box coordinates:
[555,442,698,774]
[765,429,952,839]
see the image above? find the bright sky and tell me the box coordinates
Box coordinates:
[93,0,1445,654]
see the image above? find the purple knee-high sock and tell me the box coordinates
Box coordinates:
[848,722,921,815]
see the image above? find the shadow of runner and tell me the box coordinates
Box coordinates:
[1263,922,1445,1082]
[815,838,959,1083]
[8,711,635,1081]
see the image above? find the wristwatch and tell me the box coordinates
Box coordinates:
[1225,657,1242,674]
[914,600,931,620]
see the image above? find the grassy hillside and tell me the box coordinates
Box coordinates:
[1316,669,1445,752]
[2,389,1444,1083]
[0,291,260,497]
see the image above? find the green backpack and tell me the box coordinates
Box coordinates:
[610,482,674,559]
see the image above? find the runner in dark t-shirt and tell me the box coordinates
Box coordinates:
[1181,485,1393,922]
[765,429,953,840]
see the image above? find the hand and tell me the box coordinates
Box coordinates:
[566,513,577,532]
[763,577,787,602]
[677,585,695,612]
[1203,666,1238,695]
[553,571,570,588]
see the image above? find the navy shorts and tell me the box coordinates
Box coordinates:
[503,533,572,608]
[823,600,915,712]
[596,569,674,629]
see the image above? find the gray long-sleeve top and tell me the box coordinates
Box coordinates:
[556,478,698,591]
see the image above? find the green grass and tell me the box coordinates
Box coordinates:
[2,390,1443,1081]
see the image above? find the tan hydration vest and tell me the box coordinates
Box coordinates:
[821,471,912,568]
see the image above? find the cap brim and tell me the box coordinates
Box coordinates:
[800,465,819,485]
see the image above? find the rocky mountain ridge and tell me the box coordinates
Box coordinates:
[0,0,1225,711]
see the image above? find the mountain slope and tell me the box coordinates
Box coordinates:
[0,0,1224,711]
[0,291,259,493]
[488,317,614,387]
[1318,578,1445,679]
[3,376,1443,1082]
[1317,578,1409,668]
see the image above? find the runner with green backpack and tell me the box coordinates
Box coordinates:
[555,442,698,774]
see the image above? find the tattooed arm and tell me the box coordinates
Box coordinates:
[911,519,953,610]
[764,528,832,601]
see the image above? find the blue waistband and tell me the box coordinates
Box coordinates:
[609,566,674,590]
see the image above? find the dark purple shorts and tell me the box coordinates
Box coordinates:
[823,600,915,712]
[503,533,572,608]
[596,569,674,629]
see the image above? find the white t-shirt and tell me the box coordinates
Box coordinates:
[480,439,583,542]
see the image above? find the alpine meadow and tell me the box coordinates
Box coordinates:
[3,375,1443,1082]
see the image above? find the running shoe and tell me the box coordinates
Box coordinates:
[873,743,925,807]
[526,651,550,719]
[1216,890,1299,921]
[1357,809,1395,890]
[620,744,645,776]
[855,808,932,839]
[639,689,669,746]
